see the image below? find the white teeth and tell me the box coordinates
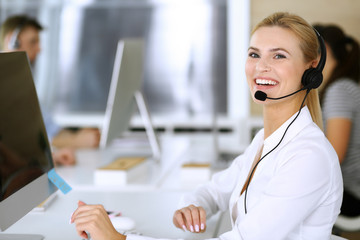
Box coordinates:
[256,79,277,85]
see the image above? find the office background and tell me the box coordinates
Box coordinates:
[0,0,359,128]
[1,1,359,239]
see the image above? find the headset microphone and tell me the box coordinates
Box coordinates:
[254,86,307,101]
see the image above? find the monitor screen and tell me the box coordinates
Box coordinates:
[100,39,144,149]
[0,52,57,232]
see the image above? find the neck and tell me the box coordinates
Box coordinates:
[263,92,305,139]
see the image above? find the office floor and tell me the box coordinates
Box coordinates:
[341,231,360,240]
[335,231,360,240]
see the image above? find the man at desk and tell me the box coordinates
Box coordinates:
[0,14,100,165]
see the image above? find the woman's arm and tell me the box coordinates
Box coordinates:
[52,128,100,149]
[325,118,352,163]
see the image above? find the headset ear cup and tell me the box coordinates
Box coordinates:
[8,27,22,50]
[301,28,326,90]
[301,68,323,90]
[312,71,323,89]
[13,39,20,49]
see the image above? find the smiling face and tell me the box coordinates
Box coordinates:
[246,26,312,105]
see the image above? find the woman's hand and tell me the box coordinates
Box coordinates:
[173,204,207,233]
[70,201,126,240]
[52,148,76,166]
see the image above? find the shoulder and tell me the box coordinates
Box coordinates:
[278,123,338,172]
[326,78,360,98]
[323,78,360,118]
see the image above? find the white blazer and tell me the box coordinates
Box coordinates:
[127,106,343,240]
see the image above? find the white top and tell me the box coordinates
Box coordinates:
[127,106,343,240]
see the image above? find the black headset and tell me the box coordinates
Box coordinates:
[8,26,22,50]
[301,29,327,90]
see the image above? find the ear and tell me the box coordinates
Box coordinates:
[310,59,319,68]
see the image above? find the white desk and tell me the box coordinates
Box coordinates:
[4,190,224,240]
[3,134,239,239]
[55,134,242,191]
[55,134,192,190]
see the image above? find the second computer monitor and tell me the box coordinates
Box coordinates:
[100,39,144,149]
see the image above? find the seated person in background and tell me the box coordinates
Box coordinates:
[0,15,100,165]
[70,12,343,240]
[314,24,360,219]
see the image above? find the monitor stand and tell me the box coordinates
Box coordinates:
[134,90,161,162]
[0,233,44,240]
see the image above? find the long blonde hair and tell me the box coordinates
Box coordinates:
[253,12,323,130]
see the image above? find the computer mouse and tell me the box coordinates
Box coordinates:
[110,216,136,231]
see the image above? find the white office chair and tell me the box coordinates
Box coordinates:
[331,234,348,240]
[334,214,360,232]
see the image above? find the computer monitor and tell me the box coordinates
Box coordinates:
[100,39,161,159]
[0,52,57,239]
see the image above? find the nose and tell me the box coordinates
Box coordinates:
[256,57,271,72]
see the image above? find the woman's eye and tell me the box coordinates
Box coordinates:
[274,54,286,59]
[248,52,259,58]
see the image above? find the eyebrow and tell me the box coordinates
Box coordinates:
[248,46,291,55]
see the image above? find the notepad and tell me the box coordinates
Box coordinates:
[94,157,147,186]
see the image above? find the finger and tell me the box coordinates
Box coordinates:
[199,207,207,232]
[60,156,72,165]
[72,205,105,237]
[173,210,187,231]
[75,204,106,218]
[72,203,91,239]
[62,151,76,165]
[74,217,92,239]
[189,205,201,232]
[181,206,195,232]
[75,222,89,239]
[71,202,91,223]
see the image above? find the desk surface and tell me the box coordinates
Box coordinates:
[3,134,237,239]
[1,134,347,240]
[55,134,237,191]
[4,190,223,240]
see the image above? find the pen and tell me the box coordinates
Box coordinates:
[107,210,122,218]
